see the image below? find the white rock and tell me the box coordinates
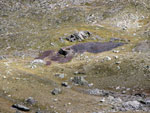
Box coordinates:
[104,56,111,61]
[3,76,7,79]
[123,101,141,110]
[113,50,120,53]
[114,56,119,59]
[117,66,120,70]
[31,59,46,65]
[88,83,94,87]
[116,86,120,90]
[100,98,105,103]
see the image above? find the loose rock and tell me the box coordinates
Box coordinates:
[66,31,91,42]
[122,101,141,110]
[31,59,46,65]
[55,73,65,79]
[61,82,68,87]
[51,88,62,95]
[12,104,30,112]
[72,76,88,85]
[25,97,36,105]
[103,56,111,61]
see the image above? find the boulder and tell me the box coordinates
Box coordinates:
[72,76,88,85]
[122,101,141,110]
[66,31,91,42]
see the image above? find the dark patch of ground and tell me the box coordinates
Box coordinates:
[37,42,124,65]
[70,42,124,53]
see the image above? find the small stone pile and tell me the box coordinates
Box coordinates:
[66,31,91,42]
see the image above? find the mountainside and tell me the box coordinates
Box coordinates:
[0,0,150,113]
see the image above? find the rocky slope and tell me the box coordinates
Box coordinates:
[0,0,150,113]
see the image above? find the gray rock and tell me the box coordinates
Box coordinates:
[31,59,46,65]
[145,100,150,106]
[122,101,141,110]
[122,90,126,94]
[72,76,88,85]
[140,99,150,106]
[25,97,36,105]
[55,73,65,79]
[88,83,94,87]
[51,88,62,95]
[87,89,110,96]
[66,31,91,42]
[12,104,30,111]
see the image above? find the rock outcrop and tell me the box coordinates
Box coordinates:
[65,31,91,42]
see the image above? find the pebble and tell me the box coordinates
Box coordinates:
[103,56,111,61]
[3,76,7,79]
[55,73,65,79]
[88,83,94,87]
[116,61,121,64]
[113,50,120,53]
[61,82,68,87]
[114,56,119,59]
[100,98,105,103]
[122,90,126,94]
[68,102,71,105]
[50,42,55,46]
[51,88,62,95]
[25,97,36,105]
[53,98,58,102]
[31,59,46,65]
[117,66,120,70]
[116,86,120,90]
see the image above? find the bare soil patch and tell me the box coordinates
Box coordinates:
[37,42,124,65]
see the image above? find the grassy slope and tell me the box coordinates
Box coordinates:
[0,0,150,112]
